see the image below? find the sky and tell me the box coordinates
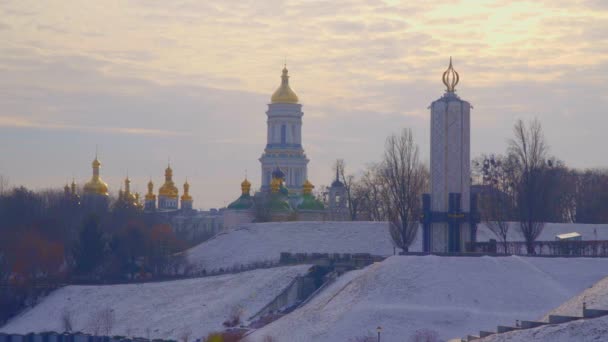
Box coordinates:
[0,0,607,209]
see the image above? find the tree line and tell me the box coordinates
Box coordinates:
[0,187,189,324]
[334,119,608,253]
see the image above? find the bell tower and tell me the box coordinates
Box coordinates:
[259,65,309,193]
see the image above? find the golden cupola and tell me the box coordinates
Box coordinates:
[70,179,77,195]
[123,176,137,203]
[241,178,252,195]
[270,177,281,194]
[271,65,299,104]
[181,180,192,202]
[158,164,179,199]
[83,157,109,196]
[302,179,314,195]
[145,180,156,201]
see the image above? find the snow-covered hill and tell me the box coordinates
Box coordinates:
[541,275,608,320]
[0,265,310,340]
[187,221,396,271]
[479,315,608,342]
[247,255,608,342]
[186,221,608,272]
[479,275,608,342]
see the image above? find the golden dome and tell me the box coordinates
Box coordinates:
[159,164,179,199]
[270,177,281,193]
[123,177,137,203]
[241,178,252,195]
[181,180,192,202]
[271,66,299,104]
[145,180,156,201]
[83,157,109,196]
[302,179,314,195]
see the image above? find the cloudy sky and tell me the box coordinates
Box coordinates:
[1,0,607,208]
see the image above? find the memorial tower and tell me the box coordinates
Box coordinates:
[422,58,479,253]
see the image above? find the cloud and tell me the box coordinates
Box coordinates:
[1,0,607,207]
[0,116,191,137]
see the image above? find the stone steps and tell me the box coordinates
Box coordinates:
[462,305,608,341]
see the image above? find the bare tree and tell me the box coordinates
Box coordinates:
[474,154,515,253]
[382,129,427,253]
[335,159,364,220]
[358,164,391,221]
[509,119,550,254]
[87,308,115,336]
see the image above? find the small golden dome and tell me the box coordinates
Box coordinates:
[83,157,109,196]
[145,180,156,201]
[302,180,314,195]
[181,180,192,202]
[159,164,179,199]
[271,66,299,104]
[270,177,281,193]
[241,178,252,195]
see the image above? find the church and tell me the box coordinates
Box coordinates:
[224,65,348,228]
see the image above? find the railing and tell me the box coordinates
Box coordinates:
[469,240,608,257]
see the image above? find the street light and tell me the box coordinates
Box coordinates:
[376,326,382,342]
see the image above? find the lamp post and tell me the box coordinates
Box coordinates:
[376,326,382,342]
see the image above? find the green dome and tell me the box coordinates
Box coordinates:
[297,193,325,210]
[227,194,254,210]
[268,193,292,212]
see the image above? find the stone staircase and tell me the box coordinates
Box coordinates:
[462,304,608,341]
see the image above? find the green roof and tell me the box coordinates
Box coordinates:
[268,193,292,212]
[227,194,254,210]
[297,194,325,210]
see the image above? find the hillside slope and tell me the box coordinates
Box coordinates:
[479,315,608,342]
[0,265,310,340]
[247,256,608,342]
[187,221,396,271]
[541,275,608,320]
[187,221,608,272]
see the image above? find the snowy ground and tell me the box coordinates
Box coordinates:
[187,221,397,271]
[187,221,608,272]
[246,255,608,342]
[479,315,608,342]
[480,275,608,342]
[0,265,310,340]
[541,275,608,320]
[476,222,608,242]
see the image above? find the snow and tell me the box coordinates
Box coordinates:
[541,276,608,320]
[186,221,608,272]
[246,255,608,342]
[187,221,397,271]
[0,265,310,340]
[476,222,608,242]
[479,315,608,342]
[479,275,608,342]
